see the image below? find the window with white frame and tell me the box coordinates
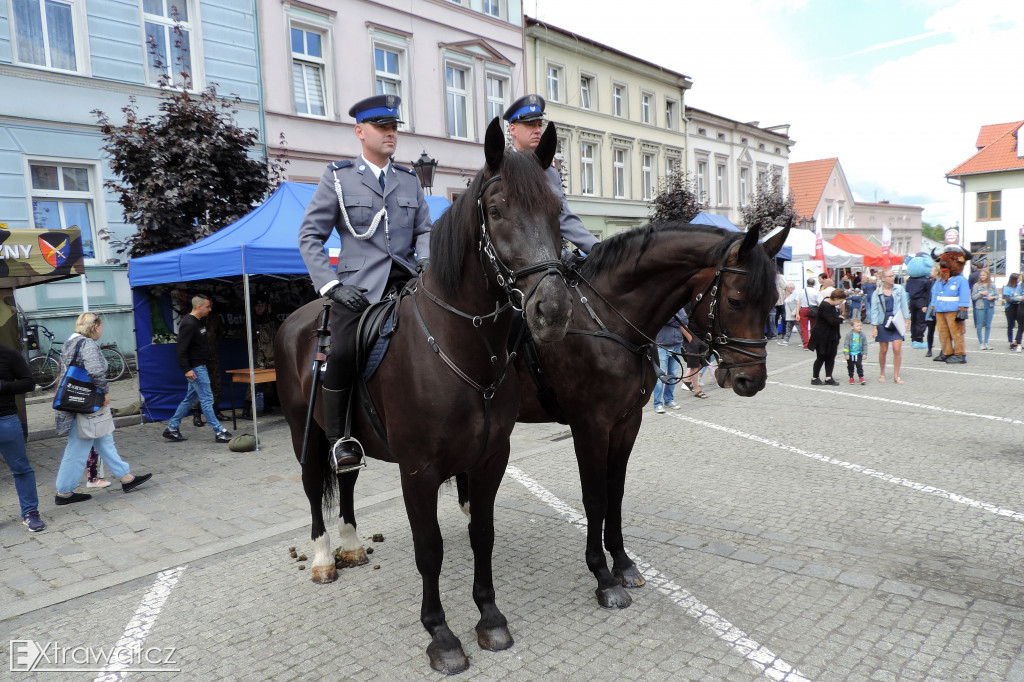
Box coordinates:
[665,99,677,130]
[641,153,655,200]
[696,160,707,200]
[716,164,726,205]
[143,0,196,88]
[373,40,406,123]
[485,73,508,124]
[445,62,470,139]
[837,204,844,228]
[482,0,501,18]
[546,64,563,102]
[739,167,749,206]
[665,154,680,179]
[580,142,596,196]
[580,74,594,110]
[641,92,652,124]
[612,83,626,118]
[28,161,99,259]
[826,204,834,227]
[613,148,627,199]
[291,25,327,117]
[11,0,83,72]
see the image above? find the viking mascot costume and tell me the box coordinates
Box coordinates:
[930,245,972,363]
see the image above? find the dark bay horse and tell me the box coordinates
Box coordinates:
[274,118,572,674]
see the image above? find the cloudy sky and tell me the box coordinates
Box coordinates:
[528,0,1023,229]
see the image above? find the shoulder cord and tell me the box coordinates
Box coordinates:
[332,168,389,242]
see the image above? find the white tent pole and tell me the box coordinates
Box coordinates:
[80,273,89,312]
[241,255,259,450]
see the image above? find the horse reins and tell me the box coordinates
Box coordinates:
[690,248,769,370]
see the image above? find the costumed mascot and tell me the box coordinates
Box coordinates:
[930,245,972,363]
[904,252,935,348]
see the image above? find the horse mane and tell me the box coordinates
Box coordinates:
[580,222,779,310]
[429,150,557,298]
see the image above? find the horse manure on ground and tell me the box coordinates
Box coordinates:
[297,554,307,561]
[373,565,380,570]
[298,565,305,570]
[289,546,296,552]
[366,547,374,554]
[372,533,384,542]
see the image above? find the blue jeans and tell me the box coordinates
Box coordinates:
[55,425,131,494]
[974,305,994,344]
[1,414,38,517]
[168,365,223,433]
[653,345,682,406]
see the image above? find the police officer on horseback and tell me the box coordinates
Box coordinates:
[503,94,598,255]
[298,94,432,472]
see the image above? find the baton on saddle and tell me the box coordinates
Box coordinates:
[300,301,332,465]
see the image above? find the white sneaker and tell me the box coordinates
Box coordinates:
[776,340,788,346]
[1017,347,1023,353]
[654,405,666,414]
[666,402,682,410]
[86,479,111,488]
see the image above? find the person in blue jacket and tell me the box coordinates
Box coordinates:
[867,268,911,383]
[652,309,687,413]
[930,245,972,363]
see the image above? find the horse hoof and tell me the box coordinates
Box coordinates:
[311,565,338,583]
[426,644,469,675]
[614,565,646,589]
[595,585,632,609]
[339,549,369,567]
[476,624,514,651]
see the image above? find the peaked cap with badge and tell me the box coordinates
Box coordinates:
[348,94,404,124]
[503,94,546,123]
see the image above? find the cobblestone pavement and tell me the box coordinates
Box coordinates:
[3,322,1024,680]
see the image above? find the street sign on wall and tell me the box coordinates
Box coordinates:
[944,228,959,244]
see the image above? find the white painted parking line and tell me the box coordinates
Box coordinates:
[93,565,187,681]
[665,412,1024,524]
[768,381,1024,426]
[897,365,1024,381]
[506,466,809,682]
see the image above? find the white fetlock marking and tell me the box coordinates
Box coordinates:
[460,501,471,518]
[338,522,361,553]
[312,533,333,569]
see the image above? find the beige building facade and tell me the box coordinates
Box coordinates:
[259,0,526,198]
[524,17,692,239]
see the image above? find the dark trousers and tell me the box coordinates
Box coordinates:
[1014,304,1024,345]
[1006,303,1019,344]
[324,302,361,390]
[846,356,864,378]
[909,306,927,342]
[812,350,836,378]
[926,318,936,350]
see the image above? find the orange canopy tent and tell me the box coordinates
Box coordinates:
[829,233,887,267]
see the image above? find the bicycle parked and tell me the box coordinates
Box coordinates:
[22,322,131,388]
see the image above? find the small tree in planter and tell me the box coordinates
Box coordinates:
[648,169,706,224]
[740,168,797,237]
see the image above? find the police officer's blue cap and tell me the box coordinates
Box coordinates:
[349,94,404,124]
[503,94,546,123]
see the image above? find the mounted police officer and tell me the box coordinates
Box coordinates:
[298,94,431,472]
[503,94,598,255]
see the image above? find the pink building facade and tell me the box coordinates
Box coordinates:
[259,0,526,198]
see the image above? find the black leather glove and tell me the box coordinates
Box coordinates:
[560,250,586,272]
[327,284,370,312]
[955,309,968,321]
[416,259,429,275]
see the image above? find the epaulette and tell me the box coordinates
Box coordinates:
[393,164,416,175]
[329,160,353,170]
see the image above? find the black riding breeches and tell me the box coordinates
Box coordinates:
[324,302,360,391]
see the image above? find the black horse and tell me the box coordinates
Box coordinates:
[274,118,573,674]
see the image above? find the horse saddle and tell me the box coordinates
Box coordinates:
[357,297,400,382]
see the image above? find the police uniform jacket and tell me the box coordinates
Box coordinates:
[931,274,970,313]
[298,159,432,302]
[543,165,598,254]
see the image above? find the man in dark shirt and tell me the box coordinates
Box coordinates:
[0,343,45,531]
[163,295,232,443]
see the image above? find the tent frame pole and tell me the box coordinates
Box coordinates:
[241,261,259,450]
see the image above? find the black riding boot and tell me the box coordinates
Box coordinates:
[322,387,362,473]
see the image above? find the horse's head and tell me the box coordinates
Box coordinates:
[476,117,572,343]
[691,224,790,396]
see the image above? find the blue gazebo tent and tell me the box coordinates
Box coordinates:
[128,182,450,441]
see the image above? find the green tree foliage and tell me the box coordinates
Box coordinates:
[740,168,797,236]
[94,82,284,258]
[649,170,706,224]
[921,221,945,242]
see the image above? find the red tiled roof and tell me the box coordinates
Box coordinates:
[788,158,837,222]
[948,121,1024,177]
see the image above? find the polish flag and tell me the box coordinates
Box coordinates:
[881,225,891,268]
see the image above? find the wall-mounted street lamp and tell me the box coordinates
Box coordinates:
[412,152,438,195]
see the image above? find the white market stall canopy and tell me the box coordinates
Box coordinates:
[784,229,864,268]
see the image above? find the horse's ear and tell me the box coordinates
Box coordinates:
[737,225,761,260]
[761,223,791,258]
[535,122,557,170]
[485,117,504,172]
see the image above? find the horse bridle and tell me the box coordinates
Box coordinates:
[690,247,769,370]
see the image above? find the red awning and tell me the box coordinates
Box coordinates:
[829,233,887,267]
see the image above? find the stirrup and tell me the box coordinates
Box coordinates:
[330,437,367,475]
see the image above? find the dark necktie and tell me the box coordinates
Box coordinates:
[379,170,386,193]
